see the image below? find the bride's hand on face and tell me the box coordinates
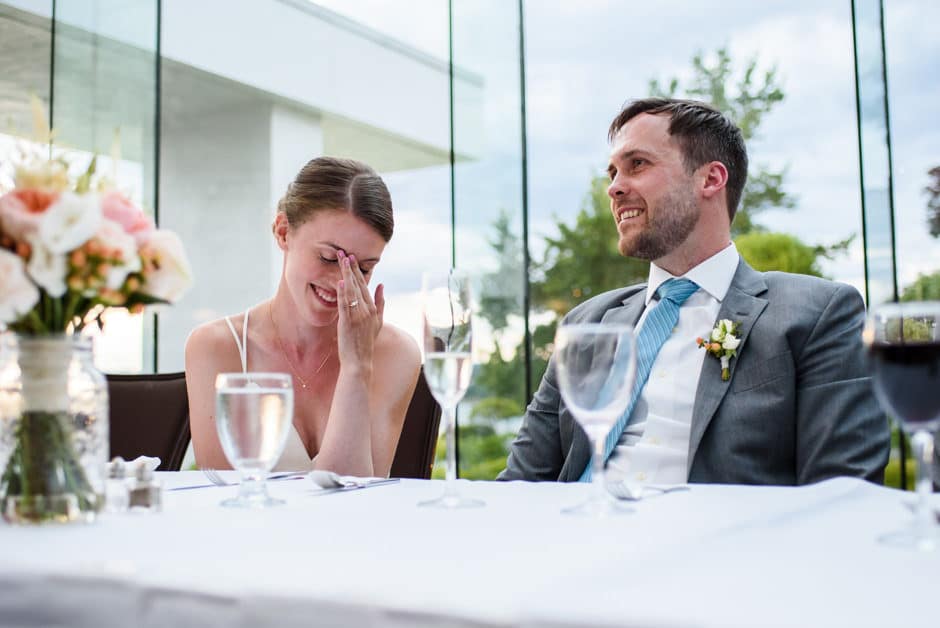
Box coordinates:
[335,249,384,372]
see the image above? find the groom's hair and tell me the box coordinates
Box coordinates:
[608,98,748,222]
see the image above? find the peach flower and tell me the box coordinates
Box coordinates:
[139,230,193,302]
[0,189,60,241]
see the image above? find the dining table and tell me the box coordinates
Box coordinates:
[1,472,938,627]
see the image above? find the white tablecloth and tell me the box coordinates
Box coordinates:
[1,473,938,627]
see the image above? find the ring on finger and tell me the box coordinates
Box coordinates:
[348,300,359,308]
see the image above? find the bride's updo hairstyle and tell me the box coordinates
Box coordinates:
[275,156,394,242]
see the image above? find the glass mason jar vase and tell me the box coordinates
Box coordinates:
[0,334,108,524]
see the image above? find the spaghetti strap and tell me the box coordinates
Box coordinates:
[223,309,250,373]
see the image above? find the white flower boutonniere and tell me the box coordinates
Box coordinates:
[696,319,741,381]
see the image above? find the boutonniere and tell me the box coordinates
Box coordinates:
[696,319,741,381]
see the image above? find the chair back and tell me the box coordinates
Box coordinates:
[107,372,190,471]
[390,370,441,479]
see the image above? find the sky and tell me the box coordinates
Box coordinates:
[313,0,940,312]
[4,0,936,369]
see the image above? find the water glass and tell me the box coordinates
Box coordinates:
[419,269,483,509]
[554,323,636,516]
[214,372,293,508]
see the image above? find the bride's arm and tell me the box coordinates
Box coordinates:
[185,322,237,470]
[314,251,419,476]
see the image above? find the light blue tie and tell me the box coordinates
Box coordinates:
[579,278,700,481]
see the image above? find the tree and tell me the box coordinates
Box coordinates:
[926,166,940,238]
[901,272,940,301]
[533,176,649,318]
[649,47,794,237]
[477,209,524,340]
[735,232,853,277]
[462,47,845,481]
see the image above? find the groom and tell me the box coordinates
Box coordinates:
[499,98,889,485]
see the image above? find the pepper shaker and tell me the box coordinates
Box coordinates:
[128,462,162,513]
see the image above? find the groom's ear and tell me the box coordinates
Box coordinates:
[700,160,729,200]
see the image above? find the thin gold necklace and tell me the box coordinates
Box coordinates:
[269,302,334,390]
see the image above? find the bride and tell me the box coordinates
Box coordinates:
[185,157,420,477]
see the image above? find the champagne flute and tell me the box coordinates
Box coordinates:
[863,301,940,550]
[554,323,636,516]
[214,372,293,508]
[419,269,483,509]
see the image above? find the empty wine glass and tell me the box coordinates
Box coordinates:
[419,269,483,509]
[214,372,293,508]
[863,301,940,550]
[554,323,636,516]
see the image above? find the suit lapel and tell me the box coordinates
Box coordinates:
[600,288,648,327]
[560,287,648,481]
[687,261,768,471]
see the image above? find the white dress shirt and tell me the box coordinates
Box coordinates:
[605,243,740,485]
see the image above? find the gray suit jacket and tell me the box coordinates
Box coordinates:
[498,260,889,485]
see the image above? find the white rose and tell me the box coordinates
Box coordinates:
[722,335,741,351]
[710,327,724,341]
[26,235,68,297]
[0,249,40,324]
[719,319,734,333]
[37,192,102,254]
[97,219,142,290]
[140,230,193,302]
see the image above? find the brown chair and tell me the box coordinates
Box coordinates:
[107,369,438,477]
[389,369,441,479]
[107,372,191,472]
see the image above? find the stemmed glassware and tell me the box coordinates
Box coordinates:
[214,372,294,508]
[554,323,637,516]
[419,269,483,509]
[863,301,940,550]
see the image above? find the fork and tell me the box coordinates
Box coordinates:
[203,469,304,486]
[606,481,690,501]
[202,468,233,486]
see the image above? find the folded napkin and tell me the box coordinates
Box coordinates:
[107,455,161,477]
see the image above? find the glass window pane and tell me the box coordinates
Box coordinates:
[883,0,940,488]
[0,1,157,373]
[524,0,866,385]
[452,0,525,479]
[158,0,452,374]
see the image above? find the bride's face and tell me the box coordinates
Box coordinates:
[277,208,387,326]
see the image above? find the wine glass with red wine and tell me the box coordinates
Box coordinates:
[863,301,940,551]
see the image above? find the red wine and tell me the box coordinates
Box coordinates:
[868,341,940,430]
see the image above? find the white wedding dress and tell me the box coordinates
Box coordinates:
[224,309,317,472]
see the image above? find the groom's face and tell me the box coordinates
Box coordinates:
[606,113,700,261]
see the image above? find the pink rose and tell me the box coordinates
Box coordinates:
[0,189,59,242]
[101,191,154,244]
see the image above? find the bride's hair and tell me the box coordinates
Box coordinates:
[275,157,393,242]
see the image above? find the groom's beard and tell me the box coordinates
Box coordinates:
[618,183,699,261]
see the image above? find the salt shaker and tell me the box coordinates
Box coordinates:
[105,457,129,513]
[128,462,162,513]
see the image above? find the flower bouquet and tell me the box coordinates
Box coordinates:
[0,120,192,523]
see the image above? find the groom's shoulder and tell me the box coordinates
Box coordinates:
[565,283,647,323]
[759,269,864,313]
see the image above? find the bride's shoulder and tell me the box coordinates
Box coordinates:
[375,324,420,366]
[185,314,242,356]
